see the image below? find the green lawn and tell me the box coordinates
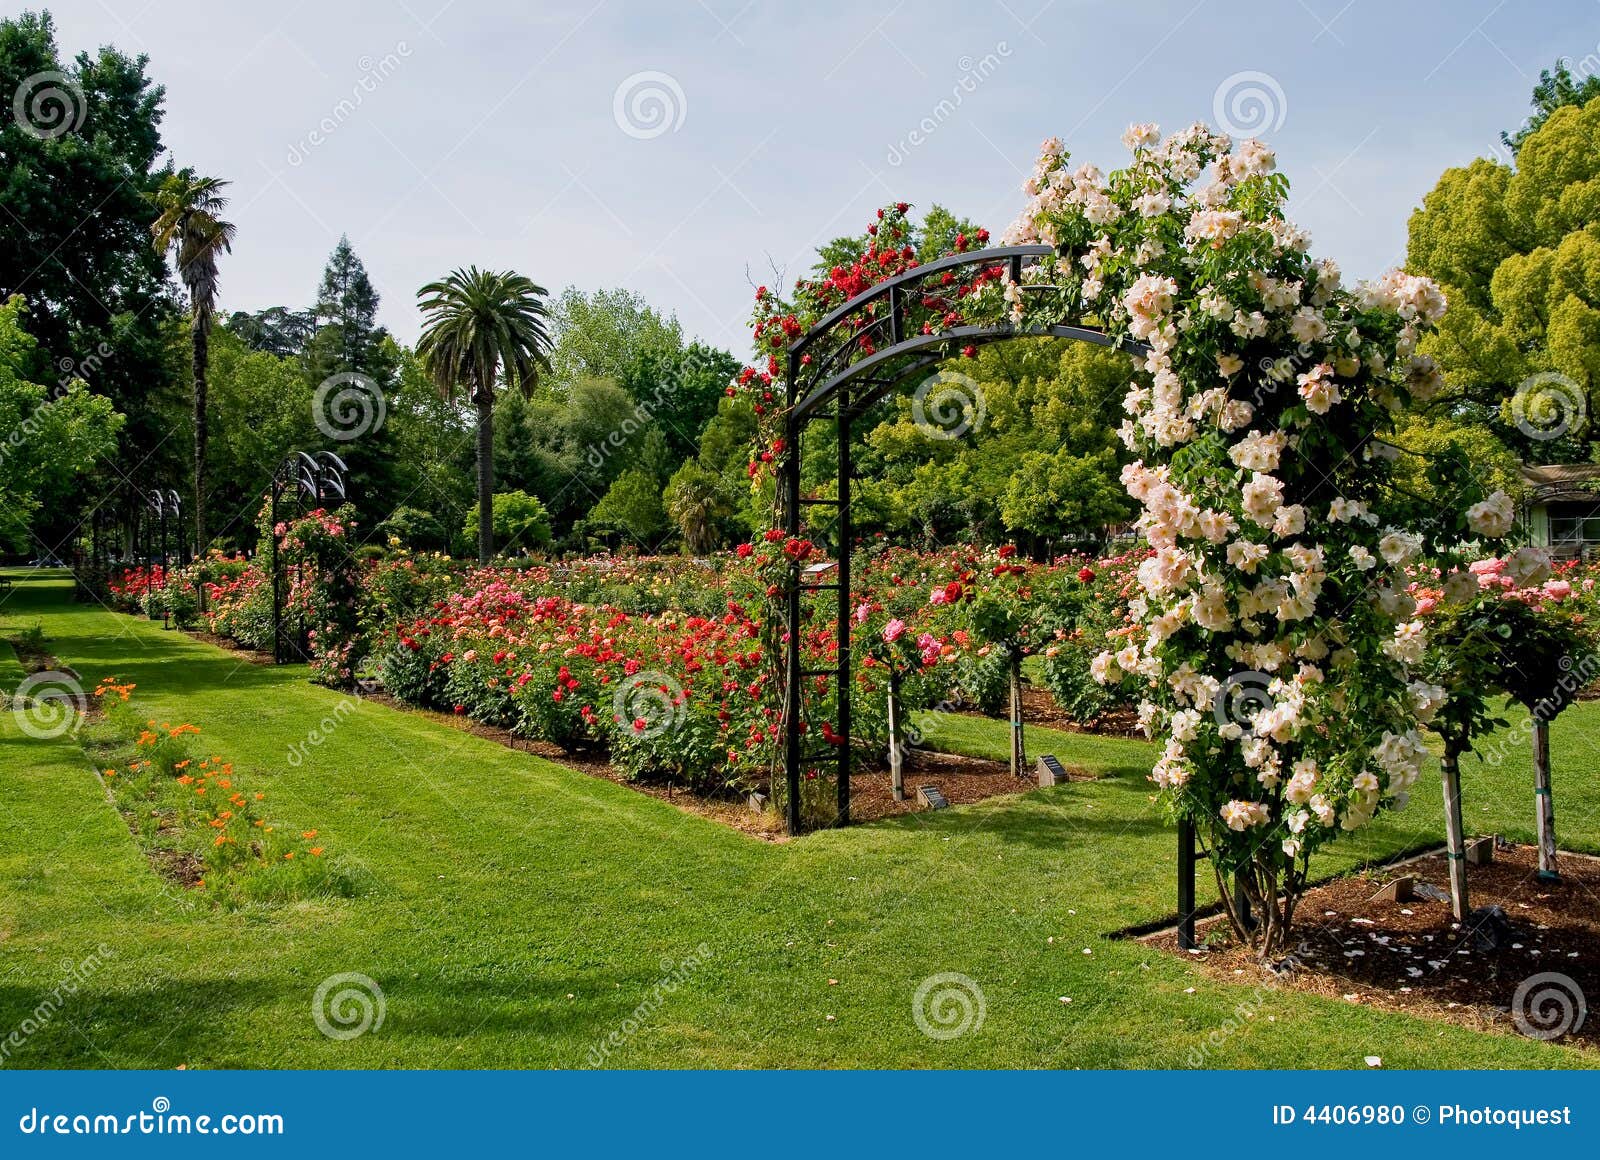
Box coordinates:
[1,570,1595,1068]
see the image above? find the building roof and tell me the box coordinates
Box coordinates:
[1522,463,1600,504]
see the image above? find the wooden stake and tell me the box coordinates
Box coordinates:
[887,670,904,802]
[1533,718,1559,879]
[1441,741,1469,920]
[1009,653,1026,780]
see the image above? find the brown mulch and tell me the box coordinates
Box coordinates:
[5,635,66,676]
[1019,686,1143,737]
[1151,844,1599,1049]
[144,843,205,890]
[850,748,1056,820]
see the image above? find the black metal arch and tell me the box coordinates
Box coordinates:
[777,244,1147,835]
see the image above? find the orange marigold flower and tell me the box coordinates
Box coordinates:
[254,793,265,801]
[174,760,190,770]
[283,852,295,860]
[309,847,324,857]
[176,775,192,786]
[302,830,318,839]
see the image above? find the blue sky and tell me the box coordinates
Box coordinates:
[46,0,1597,353]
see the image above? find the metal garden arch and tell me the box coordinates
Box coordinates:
[774,241,1223,944]
[777,244,1141,817]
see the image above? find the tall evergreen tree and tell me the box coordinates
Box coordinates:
[308,235,387,381]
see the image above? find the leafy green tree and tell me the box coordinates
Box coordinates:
[462,489,552,555]
[416,268,552,562]
[589,467,669,548]
[492,389,567,501]
[854,339,1132,550]
[1,11,179,538]
[375,505,448,552]
[203,326,316,545]
[226,307,315,357]
[547,287,682,388]
[620,341,739,461]
[1502,59,1600,155]
[386,345,475,537]
[149,169,236,553]
[0,298,123,549]
[1408,94,1600,467]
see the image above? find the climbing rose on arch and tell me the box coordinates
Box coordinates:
[983,121,1515,954]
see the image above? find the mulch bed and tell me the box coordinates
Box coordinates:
[850,748,1056,820]
[1151,843,1599,1049]
[1019,686,1142,737]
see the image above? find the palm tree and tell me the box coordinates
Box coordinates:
[415,268,551,562]
[150,170,235,555]
[667,463,731,554]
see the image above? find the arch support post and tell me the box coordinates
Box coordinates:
[835,395,851,828]
[782,352,803,836]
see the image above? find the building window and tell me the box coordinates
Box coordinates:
[1549,515,1600,543]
